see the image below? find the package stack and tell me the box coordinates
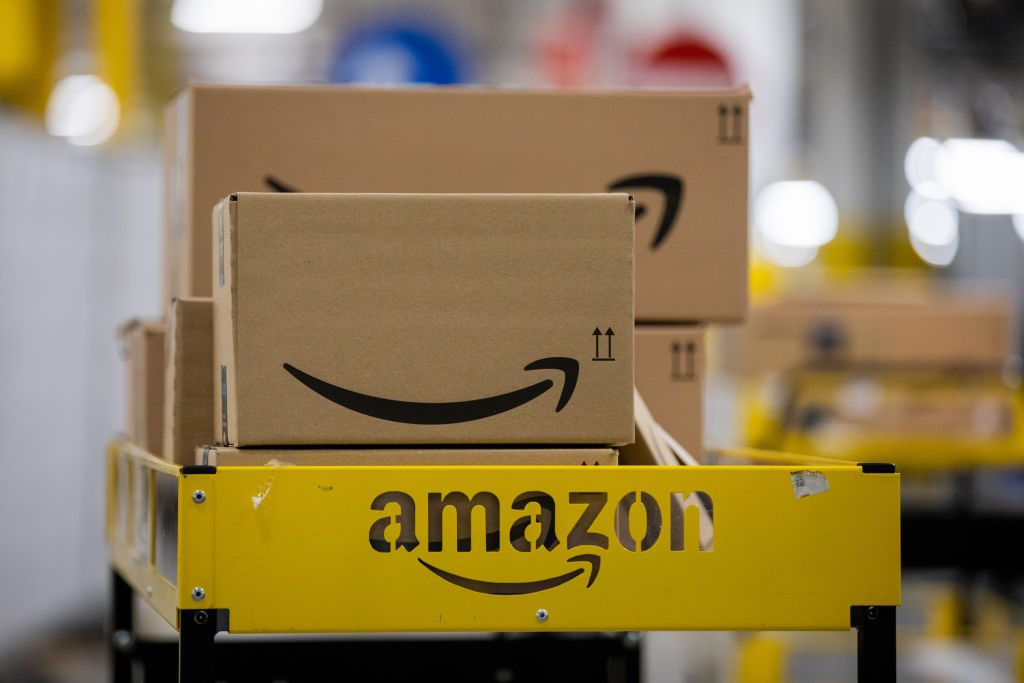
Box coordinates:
[120,84,750,470]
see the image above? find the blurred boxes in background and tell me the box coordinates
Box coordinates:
[200,446,617,467]
[162,297,213,466]
[213,192,635,447]
[715,280,1022,465]
[166,84,749,322]
[118,319,165,456]
[635,325,705,459]
[716,294,1014,375]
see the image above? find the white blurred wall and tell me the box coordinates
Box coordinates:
[0,113,162,654]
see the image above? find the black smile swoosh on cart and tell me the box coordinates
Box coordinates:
[417,554,601,595]
[282,357,579,425]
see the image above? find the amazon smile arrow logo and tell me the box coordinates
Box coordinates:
[369,489,715,598]
[607,173,684,251]
[417,554,600,595]
[265,172,684,251]
[283,357,579,425]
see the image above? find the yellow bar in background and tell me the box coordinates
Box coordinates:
[0,0,59,114]
[95,0,138,132]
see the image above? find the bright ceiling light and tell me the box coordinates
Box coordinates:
[171,0,323,34]
[910,234,958,267]
[904,137,947,200]
[754,180,839,249]
[934,138,1024,215]
[753,230,819,268]
[45,74,120,146]
[904,191,958,247]
[905,191,959,267]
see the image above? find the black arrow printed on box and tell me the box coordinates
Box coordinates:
[732,105,743,142]
[671,340,696,381]
[592,327,615,362]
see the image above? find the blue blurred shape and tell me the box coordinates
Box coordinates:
[330,16,468,85]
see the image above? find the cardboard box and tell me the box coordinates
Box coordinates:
[214,192,634,447]
[166,84,750,322]
[620,389,686,466]
[162,298,214,465]
[200,446,617,467]
[618,392,712,547]
[119,319,165,455]
[715,297,1013,374]
[634,325,704,459]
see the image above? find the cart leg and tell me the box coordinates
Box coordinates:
[852,605,896,683]
[110,571,134,683]
[179,610,217,683]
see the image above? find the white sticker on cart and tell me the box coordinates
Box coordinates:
[790,471,830,499]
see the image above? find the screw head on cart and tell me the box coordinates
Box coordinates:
[192,489,207,504]
[866,606,879,621]
[112,630,133,651]
[191,586,206,602]
[535,608,549,623]
[194,610,209,625]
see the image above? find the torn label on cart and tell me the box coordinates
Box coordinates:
[368,489,714,595]
[790,471,830,499]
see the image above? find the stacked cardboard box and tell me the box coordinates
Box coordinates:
[119,319,165,456]
[166,84,749,465]
[120,83,750,469]
[208,191,634,463]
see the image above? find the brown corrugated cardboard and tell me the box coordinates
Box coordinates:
[166,84,750,322]
[214,192,634,447]
[715,297,1013,374]
[118,319,165,456]
[635,325,704,459]
[618,392,711,546]
[162,298,213,465]
[200,446,617,467]
[620,390,673,466]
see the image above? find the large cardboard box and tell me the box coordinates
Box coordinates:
[635,325,704,459]
[200,446,617,467]
[167,84,750,322]
[716,297,1013,374]
[119,319,165,456]
[214,192,634,447]
[163,297,213,465]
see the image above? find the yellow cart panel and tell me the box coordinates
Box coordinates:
[107,441,899,635]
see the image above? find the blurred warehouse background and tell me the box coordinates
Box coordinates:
[3,0,1024,681]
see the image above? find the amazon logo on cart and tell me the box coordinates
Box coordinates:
[367,489,713,595]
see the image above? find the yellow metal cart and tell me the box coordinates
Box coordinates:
[107,441,901,682]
